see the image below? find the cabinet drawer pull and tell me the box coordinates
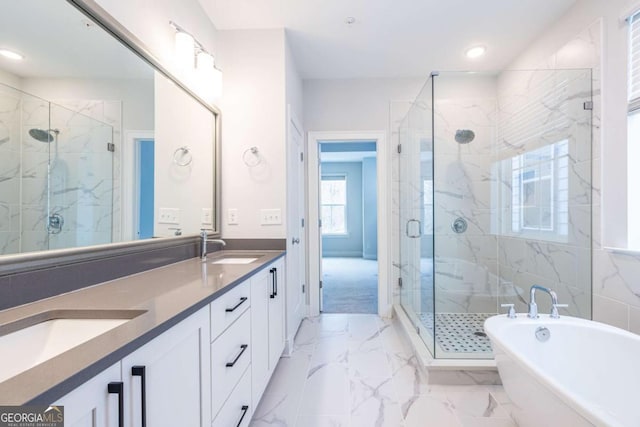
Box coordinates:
[226,344,248,367]
[269,268,276,299]
[107,381,124,427]
[131,366,147,427]
[236,405,250,427]
[273,267,278,296]
[225,297,248,312]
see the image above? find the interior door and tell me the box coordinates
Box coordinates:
[286,108,306,344]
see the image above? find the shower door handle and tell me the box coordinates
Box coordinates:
[406,219,422,238]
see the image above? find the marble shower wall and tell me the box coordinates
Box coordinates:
[494,69,593,318]
[0,82,118,255]
[432,94,498,314]
[53,99,121,248]
[0,85,23,254]
[393,21,601,325]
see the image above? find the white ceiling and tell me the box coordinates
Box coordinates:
[199,0,577,79]
[0,0,152,80]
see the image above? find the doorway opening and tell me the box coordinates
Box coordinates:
[136,138,155,239]
[319,141,378,313]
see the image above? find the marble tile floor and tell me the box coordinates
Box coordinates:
[250,313,518,427]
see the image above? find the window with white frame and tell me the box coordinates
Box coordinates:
[321,175,347,235]
[507,140,569,237]
[628,11,640,248]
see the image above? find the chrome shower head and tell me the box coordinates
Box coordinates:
[29,128,59,143]
[455,129,475,144]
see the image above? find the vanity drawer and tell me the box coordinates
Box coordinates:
[211,309,251,418]
[210,279,250,341]
[212,364,252,427]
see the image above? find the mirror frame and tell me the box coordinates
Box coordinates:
[0,0,221,274]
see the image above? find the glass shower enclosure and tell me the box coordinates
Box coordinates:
[0,82,114,255]
[399,69,593,359]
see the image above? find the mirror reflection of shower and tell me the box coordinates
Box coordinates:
[29,128,66,235]
[454,129,475,144]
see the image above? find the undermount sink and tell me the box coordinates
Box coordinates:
[0,309,145,383]
[211,257,258,265]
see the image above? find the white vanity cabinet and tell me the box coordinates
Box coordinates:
[48,256,287,427]
[210,280,252,420]
[54,363,122,427]
[250,259,285,407]
[54,307,210,427]
[121,306,211,427]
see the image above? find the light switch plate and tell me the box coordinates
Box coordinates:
[201,208,213,225]
[159,208,180,224]
[228,208,238,225]
[260,209,282,225]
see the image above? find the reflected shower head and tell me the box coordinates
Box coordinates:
[28,128,59,143]
[455,129,475,144]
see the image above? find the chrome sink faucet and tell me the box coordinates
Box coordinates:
[528,285,567,319]
[200,229,226,260]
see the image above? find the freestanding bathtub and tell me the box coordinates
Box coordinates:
[484,314,640,427]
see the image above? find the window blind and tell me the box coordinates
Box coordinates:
[629,12,640,111]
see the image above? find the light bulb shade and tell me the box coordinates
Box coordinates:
[175,31,195,69]
[195,50,222,103]
[196,51,214,71]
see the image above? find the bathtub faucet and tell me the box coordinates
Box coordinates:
[528,285,558,319]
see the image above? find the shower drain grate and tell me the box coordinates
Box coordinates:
[418,312,494,353]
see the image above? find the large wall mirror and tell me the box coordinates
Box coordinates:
[0,0,219,257]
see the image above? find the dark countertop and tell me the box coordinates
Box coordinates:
[0,250,285,405]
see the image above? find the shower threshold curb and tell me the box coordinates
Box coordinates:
[393,305,502,385]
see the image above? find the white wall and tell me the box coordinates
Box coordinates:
[303,78,424,132]
[154,73,214,236]
[0,69,22,90]
[504,0,640,332]
[285,34,303,125]
[217,29,287,238]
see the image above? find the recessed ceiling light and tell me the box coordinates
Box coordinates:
[0,49,24,61]
[465,46,486,59]
[345,17,356,25]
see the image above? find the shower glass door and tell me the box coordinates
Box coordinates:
[399,76,435,355]
[398,68,592,360]
[430,69,592,359]
[48,103,114,250]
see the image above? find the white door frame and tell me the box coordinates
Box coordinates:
[307,130,391,317]
[122,130,154,241]
[284,105,307,355]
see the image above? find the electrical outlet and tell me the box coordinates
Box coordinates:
[260,209,282,225]
[158,208,180,224]
[228,208,238,225]
[201,208,213,225]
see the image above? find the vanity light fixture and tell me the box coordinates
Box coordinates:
[171,21,222,101]
[196,50,222,101]
[0,49,24,61]
[173,29,195,69]
[465,45,486,59]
